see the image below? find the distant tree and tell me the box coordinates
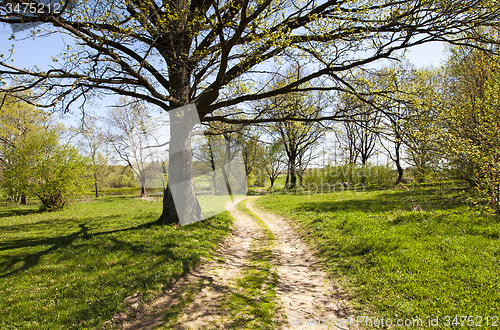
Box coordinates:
[193,135,218,193]
[239,129,264,177]
[296,146,317,187]
[78,116,109,197]
[263,68,327,189]
[264,140,286,189]
[402,69,444,182]
[373,65,445,183]
[194,122,248,195]
[105,98,166,197]
[335,86,381,184]
[335,122,360,165]
[374,65,415,184]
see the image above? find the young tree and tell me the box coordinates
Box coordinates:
[239,129,264,177]
[402,69,444,182]
[0,93,51,204]
[335,122,360,165]
[2,0,499,224]
[335,88,381,170]
[1,127,89,210]
[78,116,109,197]
[194,135,218,194]
[296,146,317,187]
[374,65,444,183]
[263,68,327,188]
[374,65,416,184]
[441,42,500,213]
[264,139,285,189]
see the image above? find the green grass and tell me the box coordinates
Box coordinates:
[199,193,247,219]
[257,183,500,329]
[0,196,233,329]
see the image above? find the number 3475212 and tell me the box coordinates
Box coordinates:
[5,2,62,15]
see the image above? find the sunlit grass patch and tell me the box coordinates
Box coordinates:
[198,193,246,219]
[257,183,500,328]
[0,196,233,329]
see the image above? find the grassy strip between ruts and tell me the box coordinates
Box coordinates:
[256,183,500,329]
[0,196,233,329]
[216,199,282,329]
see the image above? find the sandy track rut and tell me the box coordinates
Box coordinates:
[245,199,352,330]
[103,197,353,329]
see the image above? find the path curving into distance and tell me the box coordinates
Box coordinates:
[100,197,354,330]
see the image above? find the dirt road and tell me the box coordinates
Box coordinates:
[102,197,353,329]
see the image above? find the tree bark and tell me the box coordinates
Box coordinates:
[160,185,180,225]
[285,162,290,188]
[158,108,201,225]
[20,195,27,205]
[94,172,99,198]
[394,141,404,185]
[141,186,146,198]
[289,153,297,189]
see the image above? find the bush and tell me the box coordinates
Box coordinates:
[1,129,90,210]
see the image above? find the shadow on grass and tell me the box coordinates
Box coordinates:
[292,186,468,215]
[0,210,229,280]
[0,207,45,219]
[0,218,161,278]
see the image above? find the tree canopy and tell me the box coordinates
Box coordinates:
[1,0,499,118]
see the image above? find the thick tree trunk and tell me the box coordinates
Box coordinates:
[159,24,200,225]
[361,159,367,185]
[160,185,179,225]
[158,108,201,225]
[395,162,404,185]
[141,186,146,198]
[20,195,27,205]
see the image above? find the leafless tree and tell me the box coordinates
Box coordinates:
[105,98,167,197]
[77,115,109,197]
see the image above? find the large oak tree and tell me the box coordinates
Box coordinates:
[1,0,499,224]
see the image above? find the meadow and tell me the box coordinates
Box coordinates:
[0,196,233,329]
[2,182,499,329]
[257,182,500,328]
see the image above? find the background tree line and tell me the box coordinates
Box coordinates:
[2,0,499,224]
[3,36,500,215]
[0,95,169,208]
